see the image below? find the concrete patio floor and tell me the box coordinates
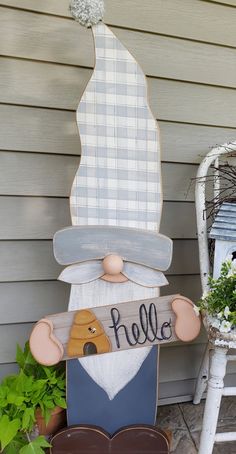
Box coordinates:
[157,397,236,453]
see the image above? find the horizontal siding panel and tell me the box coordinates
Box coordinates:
[0,241,62,281]
[1,40,236,94]
[0,239,199,282]
[160,202,197,240]
[0,105,79,155]
[2,57,236,116]
[0,152,197,201]
[159,372,236,404]
[1,80,235,129]
[0,323,34,363]
[1,1,236,47]
[162,275,201,302]
[0,281,69,324]
[0,151,78,197]
[148,79,236,128]
[0,58,90,109]
[0,197,71,239]
[205,0,236,6]
[159,122,236,164]
[1,105,235,164]
[0,197,197,240]
[159,344,206,384]
[169,240,199,275]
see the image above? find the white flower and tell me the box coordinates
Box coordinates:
[193,305,200,317]
[201,291,209,300]
[219,320,232,333]
[211,319,221,329]
[217,311,223,320]
[224,306,231,319]
[227,261,236,278]
[70,0,104,27]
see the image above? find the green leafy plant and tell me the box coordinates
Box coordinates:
[0,342,66,453]
[199,260,236,333]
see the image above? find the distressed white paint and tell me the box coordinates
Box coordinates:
[198,347,228,454]
[195,142,236,454]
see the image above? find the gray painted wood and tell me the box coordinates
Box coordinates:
[54,226,173,270]
[123,263,168,288]
[0,281,69,324]
[58,261,104,284]
[0,241,62,281]
[1,105,236,164]
[0,152,198,201]
[46,295,179,360]
[1,1,236,47]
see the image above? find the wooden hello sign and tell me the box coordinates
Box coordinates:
[30,294,201,365]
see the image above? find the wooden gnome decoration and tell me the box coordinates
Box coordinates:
[29,0,201,445]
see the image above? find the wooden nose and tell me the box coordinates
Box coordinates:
[102,255,124,276]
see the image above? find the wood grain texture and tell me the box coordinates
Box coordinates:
[0,198,197,240]
[0,281,69,324]
[2,105,235,164]
[0,241,62,281]
[1,0,236,47]
[54,226,172,269]
[0,151,197,201]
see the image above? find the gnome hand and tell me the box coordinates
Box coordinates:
[172,296,201,342]
[29,318,64,366]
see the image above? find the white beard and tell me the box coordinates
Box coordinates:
[68,279,158,400]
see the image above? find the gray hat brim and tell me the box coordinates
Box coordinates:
[53,225,172,272]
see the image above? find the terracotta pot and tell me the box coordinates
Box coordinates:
[35,406,66,436]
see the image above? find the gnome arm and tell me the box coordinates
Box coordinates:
[29,318,64,366]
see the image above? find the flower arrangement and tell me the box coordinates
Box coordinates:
[199,260,236,333]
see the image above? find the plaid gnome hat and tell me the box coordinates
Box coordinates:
[54,0,172,278]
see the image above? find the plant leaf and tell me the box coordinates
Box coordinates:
[19,436,51,454]
[54,397,67,409]
[4,436,26,454]
[0,415,20,451]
